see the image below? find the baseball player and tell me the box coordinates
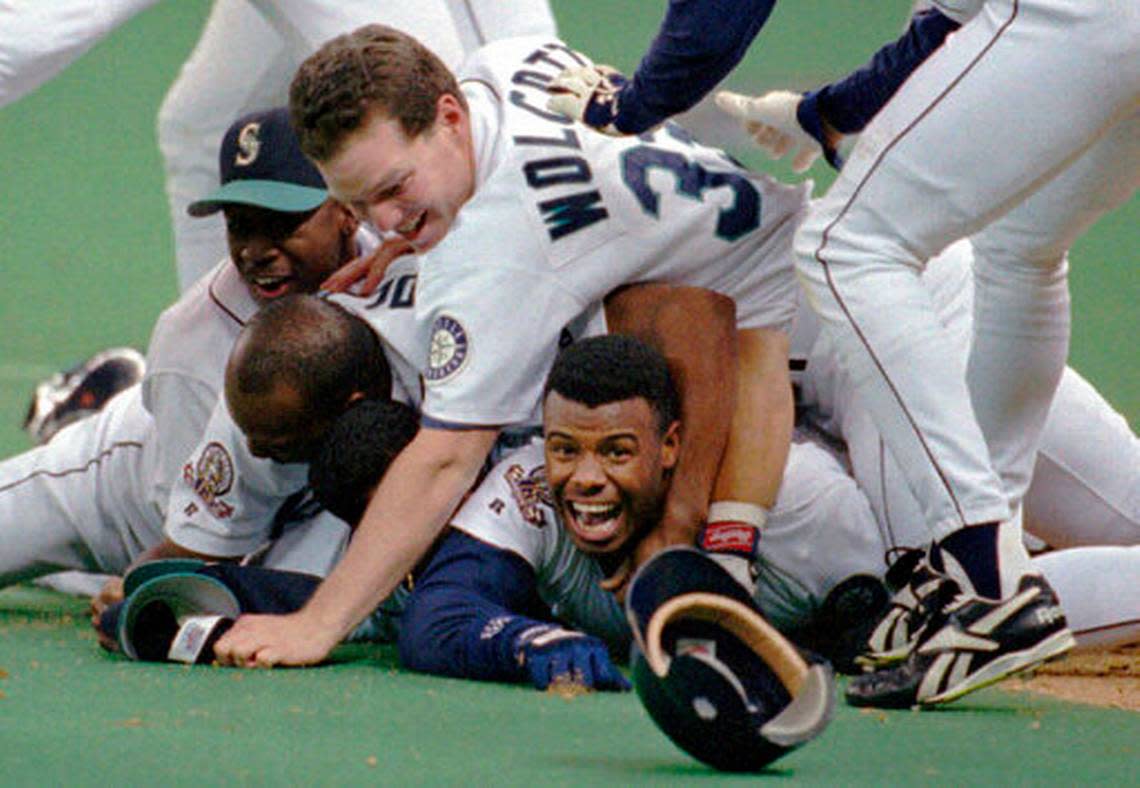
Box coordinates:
[0,0,558,290]
[207,27,819,666]
[785,2,1136,705]
[186,277,738,665]
[550,0,1138,703]
[0,107,372,595]
[203,273,743,668]
[790,239,1140,685]
[309,335,1139,693]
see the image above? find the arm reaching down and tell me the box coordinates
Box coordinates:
[399,530,628,691]
[603,284,739,591]
[716,8,961,170]
[213,426,499,667]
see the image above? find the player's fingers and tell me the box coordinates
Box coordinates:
[714,90,756,121]
[251,647,278,669]
[96,629,119,653]
[321,255,371,293]
[791,146,820,173]
[212,623,255,667]
[362,264,390,296]
[322,238,411,295]
[768,134,794,158]
[546,93,582,119]
[749,123,778,146]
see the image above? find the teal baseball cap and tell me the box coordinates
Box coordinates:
[187,107,328,217]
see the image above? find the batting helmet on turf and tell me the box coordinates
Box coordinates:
[103,561,324,663]
[626,547,835,771]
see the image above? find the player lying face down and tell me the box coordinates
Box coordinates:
[224,295,393,465]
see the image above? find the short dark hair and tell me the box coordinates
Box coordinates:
[289,23,465,162]
[542,335,680,433]
[308,399,420,525]
[229,295,391,413]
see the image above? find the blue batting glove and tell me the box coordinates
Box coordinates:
[514,624,631,692]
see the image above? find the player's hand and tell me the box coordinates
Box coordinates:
[320,236,414,295]
[547,64,629,136]
[211,611,338,668]
[89,576,124,636]
[515,625,630,692]
[715,89,839,173]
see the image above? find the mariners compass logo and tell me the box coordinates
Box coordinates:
[427,314,470,382]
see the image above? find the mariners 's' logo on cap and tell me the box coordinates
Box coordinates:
[235,122,261,167]
[426,314,469,382]
[505,463,553,527]
[182,442,235,519]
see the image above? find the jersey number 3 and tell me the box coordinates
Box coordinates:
[620,143,760,242]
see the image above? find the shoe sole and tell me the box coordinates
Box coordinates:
[918,629,1077,706]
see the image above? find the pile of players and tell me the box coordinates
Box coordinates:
[2,0,1136,771]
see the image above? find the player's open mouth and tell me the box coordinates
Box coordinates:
[396,210,427,241]
[565,501,624,544]
[251,273,294,300]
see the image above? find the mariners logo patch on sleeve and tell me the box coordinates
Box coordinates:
[426,314,470,382]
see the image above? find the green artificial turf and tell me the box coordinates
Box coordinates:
[0,1,1134,784]
[2,585,1136,786]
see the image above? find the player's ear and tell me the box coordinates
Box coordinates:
[660,420,681,470]
[335,200,358,236]
[437,93,466,131]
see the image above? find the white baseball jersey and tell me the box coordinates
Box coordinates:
[794,0,1140,541]
[0,384,162,586]
[0,230,393,585]
[0,0,559,290]
[142,258,257,512]
[164,256,426,560]
[413,37,810,428]
[0,256,256,587]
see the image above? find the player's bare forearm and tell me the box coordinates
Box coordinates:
[214,427,498,667]
[713,328,793,509]
[605,284,738,569]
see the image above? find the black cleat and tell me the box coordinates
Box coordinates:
[855,548,942,669]
[23,347,146,444]
[846,574,1075,708]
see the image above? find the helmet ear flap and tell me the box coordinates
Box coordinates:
[627,547,835,772]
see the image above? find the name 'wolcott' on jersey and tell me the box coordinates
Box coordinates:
[413,36,811,428]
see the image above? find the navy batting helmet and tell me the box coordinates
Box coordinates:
[626,547,835,771]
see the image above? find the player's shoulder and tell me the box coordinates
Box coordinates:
[147,260,252,373]
[460,35,576,84]
[468,442,555,525]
